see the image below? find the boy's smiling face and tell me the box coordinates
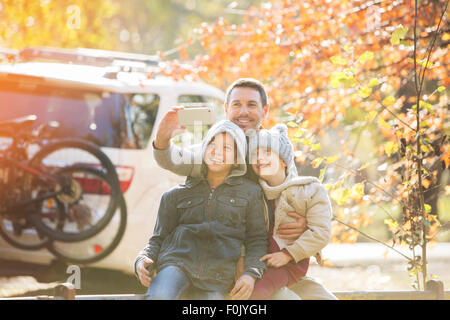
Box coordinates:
[204,132,237,174]
[251,147,286,179]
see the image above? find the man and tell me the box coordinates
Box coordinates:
[136,78,337,300]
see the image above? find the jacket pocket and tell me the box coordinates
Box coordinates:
[176,196,205,224]
[215,195,248,228]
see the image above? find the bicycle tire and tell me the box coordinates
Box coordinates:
[28,138,120,186]
[0,216,52,250]
[27,164,120,242]
[46,193,127,264]
[25,138,121,242]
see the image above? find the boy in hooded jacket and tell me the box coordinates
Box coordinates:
[248,124,332,300]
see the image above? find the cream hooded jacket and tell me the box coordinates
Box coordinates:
[259,172,332,263]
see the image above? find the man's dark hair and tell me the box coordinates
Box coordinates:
[225,78,269,108]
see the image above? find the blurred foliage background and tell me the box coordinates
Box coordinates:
[0,0,263,54]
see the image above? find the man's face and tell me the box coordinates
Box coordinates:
[225,87,269,132]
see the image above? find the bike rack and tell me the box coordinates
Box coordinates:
[1,280,448,300]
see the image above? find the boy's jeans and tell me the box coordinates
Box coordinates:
[145,265,225,300]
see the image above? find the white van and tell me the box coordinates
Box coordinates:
[0,47,225,274]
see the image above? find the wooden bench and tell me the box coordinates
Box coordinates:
[2,280,448,300]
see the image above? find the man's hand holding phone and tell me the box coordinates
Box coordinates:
[154,106,214,150]
[154,106,186,150]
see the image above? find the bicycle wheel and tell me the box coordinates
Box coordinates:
[0,216,51,250]
[27,164,120,242]
[26,138,121,242]
[28,138,119,186]
[46,193,127,264]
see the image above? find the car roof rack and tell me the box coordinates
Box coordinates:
[17,47,161,70]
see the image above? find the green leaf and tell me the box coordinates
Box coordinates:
[330,55,346,65]
[312,157,324,168]
[351,182,365,200]
[325,155,339,165]
[319,168,325,182]
[358,86,372,98]
[330,188,351,205]
[409,267,419,277]
[384,141,398,157]
[419,100,433,113]
[287,121,298,128]
[417,59,433,69]
[437,86,446,92]
[384,218,399,230]
[368,78,380,87]
[330,72,345,88]
[378,117,391,129]
[382,96,396,107]
[390,26,408,45]
[342,45,352,53]
[359,51,374,63]
[424,204,432,213]
[330,71,356,88]
[312,143,322,151]
[342,77,357,88]
[359,163,370,170]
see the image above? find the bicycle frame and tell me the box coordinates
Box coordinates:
[0,154,64,216]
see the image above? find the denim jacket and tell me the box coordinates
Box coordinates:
[137,174,268,292]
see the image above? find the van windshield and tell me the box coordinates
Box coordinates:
[0,81,138,148]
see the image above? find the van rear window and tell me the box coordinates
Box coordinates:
[0,81,138,149]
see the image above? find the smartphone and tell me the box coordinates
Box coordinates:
[177,107,214,126]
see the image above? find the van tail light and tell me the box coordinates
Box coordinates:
[72,164,134,195]
[115,166,134,193]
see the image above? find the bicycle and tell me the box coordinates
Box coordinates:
[0,115,122,247]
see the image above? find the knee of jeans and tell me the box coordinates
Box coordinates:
[145,290,174,300]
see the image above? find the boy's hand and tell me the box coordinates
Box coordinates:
[154,106,185,150]
[229,274,256,300]
[136,257,154,287]
[276,212,307,245]
[260,251,292,268]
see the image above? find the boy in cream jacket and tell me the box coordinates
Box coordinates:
[247,124,332,300]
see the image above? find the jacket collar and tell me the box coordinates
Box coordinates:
[183,173,244,189]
